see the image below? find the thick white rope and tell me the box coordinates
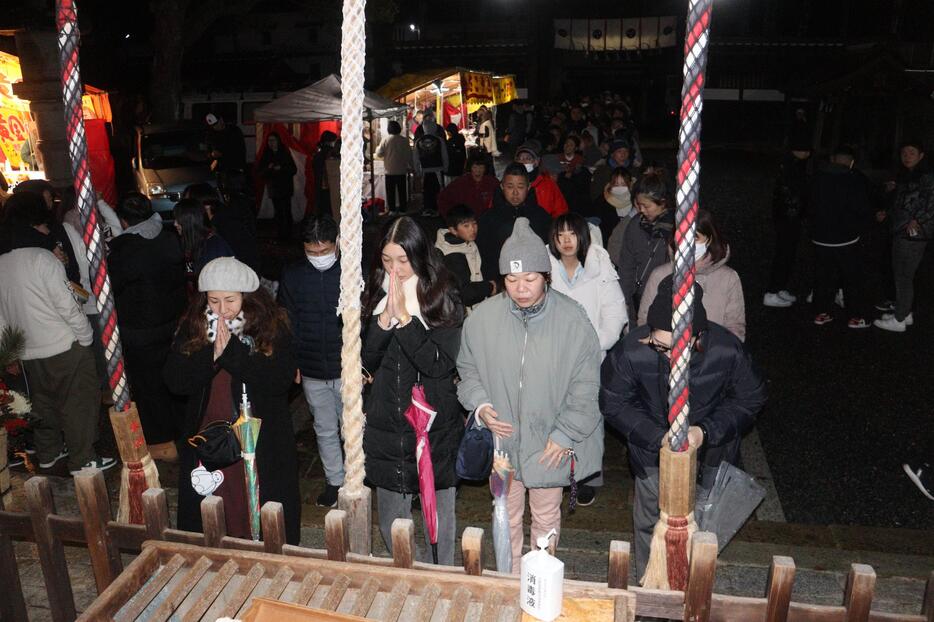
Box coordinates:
[338,0,367,496]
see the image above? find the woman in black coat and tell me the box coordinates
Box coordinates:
[165,257,301,544]
[361,216,464,565]
[258,131,297,241]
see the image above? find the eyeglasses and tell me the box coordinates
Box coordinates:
[647,337,672,355]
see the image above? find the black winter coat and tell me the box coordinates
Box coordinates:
[600,323,767,479]
[258,146,298,199]
[362,316,464,493]
[476,189,551,281]
[164,331,301,544]
[807,163,872,245]
[278,259,343,379]
[109,230,187,347]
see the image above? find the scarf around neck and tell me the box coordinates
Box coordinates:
[372,274,428,329]
[205,307,246,342]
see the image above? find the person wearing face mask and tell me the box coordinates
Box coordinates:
[166,257,300,543]
[601,275,766,579]
[361,216,464,565]
[457,217,604,573]
[277,215,345,507]
[617,170,675,320]
[595,168,635,251]
[638,210,746,341]
[589,137,633,202]
[515,141,569,218]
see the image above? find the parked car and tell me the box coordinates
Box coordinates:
[133,124,216,214]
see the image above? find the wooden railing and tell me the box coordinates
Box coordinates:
[0,469,932,622]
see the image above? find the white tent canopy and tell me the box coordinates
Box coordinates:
[254,73,406,122]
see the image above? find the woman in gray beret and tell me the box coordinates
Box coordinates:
[165,257,301,544]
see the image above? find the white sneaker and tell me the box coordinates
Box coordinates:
[763,293,792,308]
[881,312,913,326]
[777,290,797,303]
[873,315,906,332]
[70,456,117,475]
[835,289,845,308]
[806,290,813,304]
[39,450,69,469]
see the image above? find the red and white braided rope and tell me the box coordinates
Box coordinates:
[669,0,713,451]
[57,0,130,411]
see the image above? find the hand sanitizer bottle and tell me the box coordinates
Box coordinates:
[520,528,563,621]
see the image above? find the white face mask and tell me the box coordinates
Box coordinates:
[523,162,535,173]
[308,253,338,271]
[610,185,630,198]
[695,242,708,261]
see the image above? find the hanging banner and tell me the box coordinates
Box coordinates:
[493,75,517,106]
[659,16,678,48]
[554,18,572,50]
[460,71,494,105]
[554,18,678,52]
[639,17,659,49]
[605,19,623,52]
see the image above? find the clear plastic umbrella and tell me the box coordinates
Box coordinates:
[490,438,514,573]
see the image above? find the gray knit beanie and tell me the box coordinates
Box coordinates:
[198,257,260,293]
[499,217,551,275]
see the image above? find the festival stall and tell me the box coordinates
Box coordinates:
[0,51,117,203]
[252,73,406,220]
[378,68,517,131]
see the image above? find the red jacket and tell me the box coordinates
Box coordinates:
[438,174,499,218]
[531,171,569,218]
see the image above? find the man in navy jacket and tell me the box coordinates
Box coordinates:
[278,215,344,507]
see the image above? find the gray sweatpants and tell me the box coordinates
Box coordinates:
[376,486,456,566]
[23,342,101,471]
[893,237,929,321]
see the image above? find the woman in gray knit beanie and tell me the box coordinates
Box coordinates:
[456,217,604,572]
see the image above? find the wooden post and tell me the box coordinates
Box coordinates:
[765,556,795,622]
[391,518,416,568]
[110,404,159,524]
[325,509,350,562]
[607,540,630,589]
[843,563,876,622]
[0,427,10,508]
[201,495,227,548]
[683,531,717,622]
[338,487,372,556]
[25,476,76,622]
[261,501,286,554]
[658,444,698,518]
[461,527,484,576]
[922,570,934,622]
[142,488,169,541]
[0,481,27,622]
[74,469,123,593]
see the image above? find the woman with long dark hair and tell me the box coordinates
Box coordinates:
[173,198,234,294]
[361,216,464,565]
[165,257,301,544]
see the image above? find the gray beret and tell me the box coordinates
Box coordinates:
[198,257,260,293]
[499,217,551,275]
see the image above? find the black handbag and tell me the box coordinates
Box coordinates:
[187,420,242,471]
[455,410,494,481]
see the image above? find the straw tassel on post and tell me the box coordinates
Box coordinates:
[57,0,160,521]
[641,0,713,590]
[336,0,372,555]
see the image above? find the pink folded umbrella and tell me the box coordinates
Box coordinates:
[403,384,440,563]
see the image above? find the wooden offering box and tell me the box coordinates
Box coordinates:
[80,540,634,621]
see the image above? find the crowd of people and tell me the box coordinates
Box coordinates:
[0,91,930,573]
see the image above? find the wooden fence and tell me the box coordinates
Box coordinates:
[0,469,931,621]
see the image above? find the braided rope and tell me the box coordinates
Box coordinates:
[56,0,130,411]
[337,0,367,495]
[668,0,712,452]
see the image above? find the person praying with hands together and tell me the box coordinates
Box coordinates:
[457,217,604,573]
[361,217,465,565]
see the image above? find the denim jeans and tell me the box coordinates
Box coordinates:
[301,377,344,486]
[893,237,928,321]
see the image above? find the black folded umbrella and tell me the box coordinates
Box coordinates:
[695,462,766,553]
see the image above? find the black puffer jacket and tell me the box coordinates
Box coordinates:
[109,229,187,346]
[600,323,767,479]
[476,188,551,281]
[362,316,464,493]
[278,259,342,379]
[807,162,872,245]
